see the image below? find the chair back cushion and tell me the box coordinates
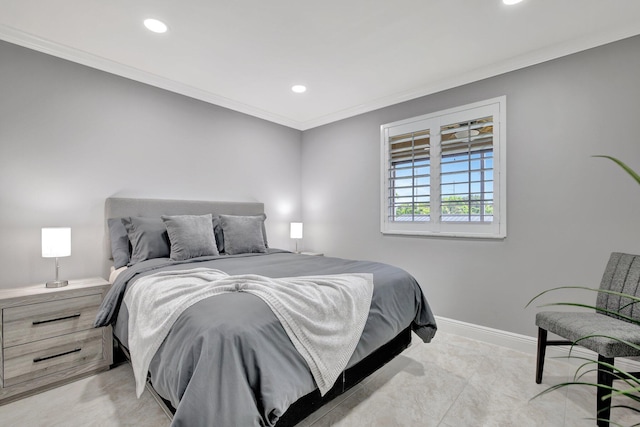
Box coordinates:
[596,252,640,322]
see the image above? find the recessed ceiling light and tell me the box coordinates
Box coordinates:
[144,18,168,34]
[503,0,523,4]
[291,85,307,93]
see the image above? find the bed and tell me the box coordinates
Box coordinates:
[95,197,437,426]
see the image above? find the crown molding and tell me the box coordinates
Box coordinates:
[296,23,640,130]
[0,24,301,130]
[2,22,639,132]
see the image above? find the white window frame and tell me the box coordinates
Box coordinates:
[380,96,506,239]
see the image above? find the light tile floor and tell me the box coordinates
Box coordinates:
[299,332,639,427]
[0,332,638,426]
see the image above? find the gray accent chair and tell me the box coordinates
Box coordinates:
[535,252,640,427]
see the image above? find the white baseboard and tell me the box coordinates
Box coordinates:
[435,315,640,372]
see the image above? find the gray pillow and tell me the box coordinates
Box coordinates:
[161,214,219,261]
[213,213,268,254]
[123,217,170,265]
[107,218,130,269]
[219,214,267,255]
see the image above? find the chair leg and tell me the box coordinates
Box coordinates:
[596,355,614,427]
[536,328,547,384]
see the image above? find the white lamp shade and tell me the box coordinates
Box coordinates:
[290,222,303,239]
[42,227,71,258]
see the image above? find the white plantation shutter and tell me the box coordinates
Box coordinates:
[439,116,494,223]
[387,129,431,222]
[381,97,506,238]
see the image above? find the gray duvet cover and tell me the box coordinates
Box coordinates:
[95,250,436,427]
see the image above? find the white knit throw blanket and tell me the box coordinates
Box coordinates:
[123,268,374,397]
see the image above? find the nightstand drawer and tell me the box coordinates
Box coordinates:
[3,328,105,387]
[3,294,103,347]
[0,277,112,404]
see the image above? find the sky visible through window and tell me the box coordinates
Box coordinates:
[391,151,494,222]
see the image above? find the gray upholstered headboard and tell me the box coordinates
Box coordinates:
[104,197,265,259]
[105,197,264,219]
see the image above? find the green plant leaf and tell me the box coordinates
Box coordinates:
[526,285,640,325]
[531,380,619,400]
[565,356,640,386]
[533,301,640,325]
[593,155,640,186]
[526,285,640,309]
[574,334,640,355]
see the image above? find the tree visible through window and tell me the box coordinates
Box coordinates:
[381,97,506,238]
[439,116,494,223]
[388,129,431,222]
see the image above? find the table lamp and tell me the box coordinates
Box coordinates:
[42,227,71,288]
[290,222,303,253]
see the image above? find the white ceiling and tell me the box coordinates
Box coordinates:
[1,1,640,130]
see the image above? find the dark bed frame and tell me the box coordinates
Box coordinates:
[105,197,414,425]
[114,327,411,425]
[277,326,411,426]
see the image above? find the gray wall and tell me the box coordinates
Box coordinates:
[2,35,639,338]
[301,35,640,337]
[0,40,302,288]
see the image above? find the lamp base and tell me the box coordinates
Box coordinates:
[46,280,69,288]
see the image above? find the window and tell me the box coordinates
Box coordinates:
[381,96,506,238]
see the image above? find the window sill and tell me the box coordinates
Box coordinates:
[381,230,506,240]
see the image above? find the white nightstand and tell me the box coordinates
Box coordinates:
[0,277,113,404]
[300,251,324,256]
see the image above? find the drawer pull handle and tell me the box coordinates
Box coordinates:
[32,313,81,325]
[33,347,82,363]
